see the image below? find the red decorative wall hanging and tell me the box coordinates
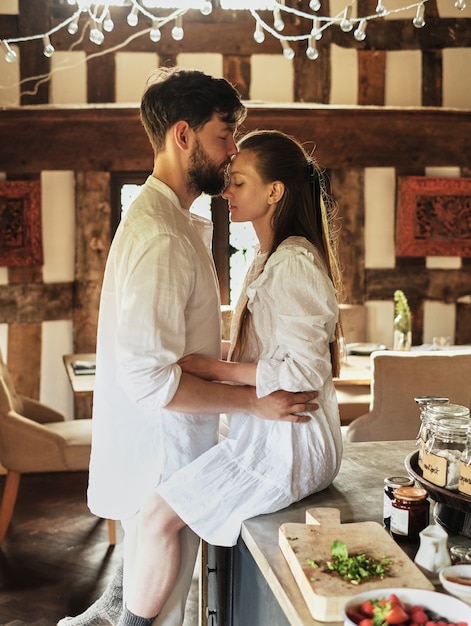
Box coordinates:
[0,180,43,267]
[396,176,471,257]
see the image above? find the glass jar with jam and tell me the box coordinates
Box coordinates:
[383,476,413,530]
[415,396,449,470]
[422,404,470,491]
[390,486,429,542]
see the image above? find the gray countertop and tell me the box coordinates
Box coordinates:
[239,440,467,626]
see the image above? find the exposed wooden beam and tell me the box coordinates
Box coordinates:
[0,105,470,174]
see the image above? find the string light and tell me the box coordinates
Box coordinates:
[253,22,265,44]
[306,36,319,60]
[354,18,368,41]
[42,34,55,58]
[340,6,354,32]
[103,11,115,33]
[281,39,295,60]
[311,18,322,41]
[89,19,105,45]
[150,20,162,42]
[273,7,285,32]
[1,40,17,63]
[0,0,439,69]
[413,2,426,27]
[127,5,139,27]
[376,0,387,16]
[171,15,184,40]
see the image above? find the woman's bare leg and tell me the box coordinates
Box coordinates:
[118,494,186,625]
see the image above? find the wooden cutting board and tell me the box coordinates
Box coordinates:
[279,507,434,623]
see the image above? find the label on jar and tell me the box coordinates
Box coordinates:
[390,506,409,536]
[459,461,471,496]
[422,450,447,487]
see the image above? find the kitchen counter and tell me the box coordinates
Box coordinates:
[205,440,471,626]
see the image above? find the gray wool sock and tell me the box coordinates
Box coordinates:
[57,561,124,626]
[117,607,156,626]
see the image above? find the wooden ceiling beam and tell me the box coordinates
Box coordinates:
[0,104,469,173]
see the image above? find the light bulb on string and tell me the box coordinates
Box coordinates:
[306,36,319,60]
[454,0,467,9]
[103,11,114,33]
[127,6,139,27]
[340,6,353,32]
[376,0,387,16]
[273,8,285,31]
[200,1,212,15]
[1,40,17,63]
[354,18,367,41]
[281,39,295,60]
[253,22,265,44]
[150,20,161,43]
[311,18,323,40]
[67,14,80,35]
[172,16,184,41]
[89,19,104,45]
[309,0,321,10]
[43,34,55,57]
[413,3,425,27]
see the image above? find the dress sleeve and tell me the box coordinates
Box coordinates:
[115,232,194,409]
[254,248,338,397]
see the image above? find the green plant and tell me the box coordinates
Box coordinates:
[394,290,411,334]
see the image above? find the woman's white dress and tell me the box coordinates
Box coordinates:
[157,236,343,547]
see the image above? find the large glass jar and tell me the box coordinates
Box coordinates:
[422,403,470,490]
[415,397,449,470]
[459,425,471,497]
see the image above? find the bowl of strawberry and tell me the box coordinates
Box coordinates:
[341,588,471,626]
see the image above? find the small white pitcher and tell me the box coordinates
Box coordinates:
[414,523,451,576]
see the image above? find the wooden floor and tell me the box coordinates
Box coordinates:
[0,472,198,626]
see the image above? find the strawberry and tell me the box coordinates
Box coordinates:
[360,601,375,617]
[383,603,409,625]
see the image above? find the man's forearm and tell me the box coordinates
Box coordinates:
[165,371,255,414]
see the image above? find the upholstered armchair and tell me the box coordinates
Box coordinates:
[0,349,115,545]
[345,350,471,442]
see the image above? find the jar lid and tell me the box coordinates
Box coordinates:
[384,476,414,488]
[394,486,428,501]
[427,403,470,419]
[415,396,449,406]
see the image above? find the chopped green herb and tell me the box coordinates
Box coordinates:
[326,540,392,585]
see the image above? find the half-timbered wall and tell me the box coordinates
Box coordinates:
[0,0,470,418]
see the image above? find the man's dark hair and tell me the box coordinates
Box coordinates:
[140,67,246,154]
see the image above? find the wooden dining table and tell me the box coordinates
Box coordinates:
[63,352,373,394]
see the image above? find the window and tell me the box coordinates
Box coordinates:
[111,175,256,306]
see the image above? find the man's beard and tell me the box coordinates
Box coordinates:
[187,137,228,197]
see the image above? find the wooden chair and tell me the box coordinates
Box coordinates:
[0,349,116,545]
[345,349,471,442]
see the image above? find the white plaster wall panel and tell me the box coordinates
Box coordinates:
[115,51,159,103]
[330,45,358,105]
[423,301,456,345]
[250,54,293,102]
[41,320,74,418]
[364,168,396,269]
[51,51,87,104]
[385,50,421,105]
[41,171,76,283]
